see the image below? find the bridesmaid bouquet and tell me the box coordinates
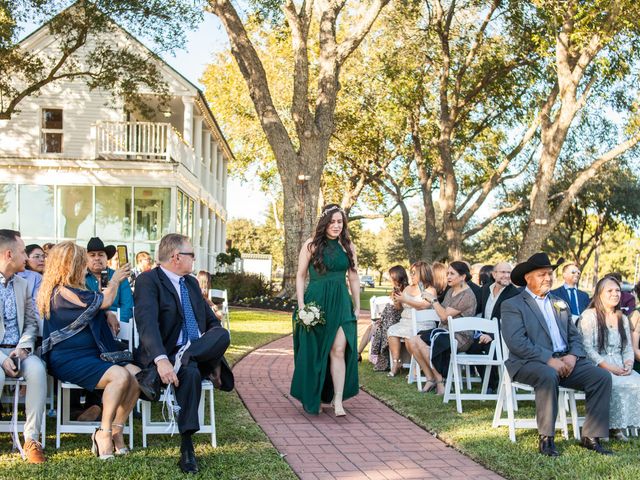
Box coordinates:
[296,302,326,331]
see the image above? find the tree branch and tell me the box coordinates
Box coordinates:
[335,0,391,66]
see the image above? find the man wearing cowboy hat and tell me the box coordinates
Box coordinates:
[72,237,134,421]
[501,252,612,457]
[85,237,133,323]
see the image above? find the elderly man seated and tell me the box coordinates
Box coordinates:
[501,253,612,457]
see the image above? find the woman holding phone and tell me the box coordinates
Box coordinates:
[386,261,437,377]
[579,276,640,441]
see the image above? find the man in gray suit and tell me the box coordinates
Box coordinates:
[501,253,612,457]
[0,229,47,463]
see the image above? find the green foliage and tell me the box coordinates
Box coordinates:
[1,0,201,119]
[226,213,284,268]
[216,247,241,267]
[210,272,271,301]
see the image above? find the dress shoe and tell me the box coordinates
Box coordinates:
[538,435,559,457]
[24,439,46,464]
[581,437,613,455]
[179,447,199,474]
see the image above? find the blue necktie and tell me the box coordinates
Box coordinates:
[179,277,200,342]
[569,288,580,316]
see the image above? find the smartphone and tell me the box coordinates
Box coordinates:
[11,356,21,375]
[117,245,128,267]
[100,269,109,290]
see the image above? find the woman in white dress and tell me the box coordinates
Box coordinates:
[579,276,640,441]
[386,261,436,377]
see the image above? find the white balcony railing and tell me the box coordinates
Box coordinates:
[96,121,195,172]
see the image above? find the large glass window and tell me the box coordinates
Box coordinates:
[41,108,63,153]
[0,184,17,229]
[134,187,170,241]
[176,189,194,238]
[58,186,93,239]
[96,187,132,240]
[19,185,54,238]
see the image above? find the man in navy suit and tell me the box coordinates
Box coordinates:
[134,233,233,474]
[550,263,589,317]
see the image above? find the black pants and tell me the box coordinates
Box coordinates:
[513,358,612,437]
[170,327,231,435]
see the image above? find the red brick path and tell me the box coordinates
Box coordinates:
[234,319,504,480]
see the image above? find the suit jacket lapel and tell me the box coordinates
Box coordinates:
[522,293,553,340]
[156,268,183,319]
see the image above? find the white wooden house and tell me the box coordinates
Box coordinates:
[0,14,231,272]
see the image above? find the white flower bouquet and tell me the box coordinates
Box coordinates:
[295,301,326,331]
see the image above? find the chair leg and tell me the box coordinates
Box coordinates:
[414,357,422,391]
[504,382,516,442]
[568,392,580,440]
[492,381,505,428]
[56,382,62,449]
[558,392,569,440]
[129,410,134,450]
[141,401,149,448]
[209,388,216,448]
[465,365,472,390]
[453,361,463,413]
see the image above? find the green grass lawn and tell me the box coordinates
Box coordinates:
[359,357,640,480]
[0,309,296,480]
[360,285,392,310]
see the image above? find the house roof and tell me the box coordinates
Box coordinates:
[18,1,235,163]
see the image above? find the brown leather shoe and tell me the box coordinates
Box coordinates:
[24,439,46,464]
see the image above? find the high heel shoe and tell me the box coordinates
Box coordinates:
[421,379,437,394]
[91,428,114,460]
[387,359,402,377]
[112,423,130,456]
[332,393,346,417]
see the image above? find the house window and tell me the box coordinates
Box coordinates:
[41,108,63,153]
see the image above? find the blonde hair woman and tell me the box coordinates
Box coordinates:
[38,242,140,459]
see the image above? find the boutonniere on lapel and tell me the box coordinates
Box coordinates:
[553,300,569,313]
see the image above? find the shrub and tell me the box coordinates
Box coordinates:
[210,272,271,301]
[234,296,298,312]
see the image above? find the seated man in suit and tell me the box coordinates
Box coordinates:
[502,253,612,457]
[0,229,47,463]
[550,263,589,317]
[467,262,520,392]
[134,233,233,474]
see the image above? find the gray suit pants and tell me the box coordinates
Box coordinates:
[514,358,611,438]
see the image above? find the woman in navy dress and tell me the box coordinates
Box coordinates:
[38,242,140,459]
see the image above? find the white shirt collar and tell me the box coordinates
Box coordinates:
[525,287,548,301]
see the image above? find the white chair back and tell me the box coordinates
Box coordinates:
[411,308,440,335]
[370,296,393,320]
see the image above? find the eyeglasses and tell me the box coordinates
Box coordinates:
[177,252,195,259]
[570,270,581,275]
[29,254,45,260]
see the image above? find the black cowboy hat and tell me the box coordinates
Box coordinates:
[511,252,564,287]
[86,237,116,260]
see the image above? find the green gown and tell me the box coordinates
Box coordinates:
[290,238,359,414]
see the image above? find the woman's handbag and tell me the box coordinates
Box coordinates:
[136,367,162,402]
[99,350,133,363]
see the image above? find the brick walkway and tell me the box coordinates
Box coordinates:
[234,319,504,480]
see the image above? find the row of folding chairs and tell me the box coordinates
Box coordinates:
[1,318,217,450]
[368,296,587,442]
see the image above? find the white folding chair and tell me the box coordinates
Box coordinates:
[492,336,581,442]
[442,317,502,412]
[0,376,47,448]
[136,325,217,448]
[369,296,392,321]
[140,381,217,448]
[209,288,231,334]
[408,309,440,388]
[55,318,135,449]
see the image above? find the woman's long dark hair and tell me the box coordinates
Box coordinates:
[389,265,409,293]
[588,276,627,353]
[308,204,355,274]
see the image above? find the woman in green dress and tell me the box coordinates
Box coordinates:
[290,204,361,416]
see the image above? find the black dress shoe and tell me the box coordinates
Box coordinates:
[581,437,613,455]
[538,435,559,457]
[179,447,199,474]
